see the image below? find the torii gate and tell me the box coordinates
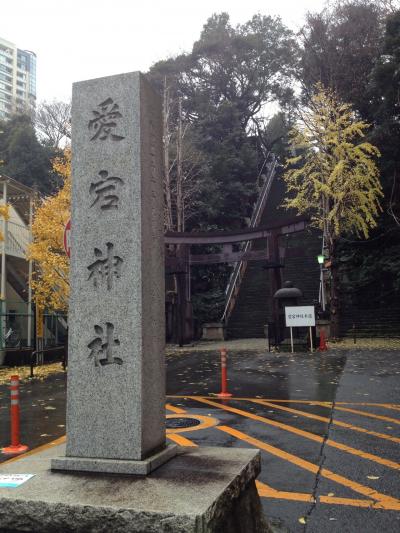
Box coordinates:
[164,215,309,345]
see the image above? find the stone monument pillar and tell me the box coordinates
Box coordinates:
[52,71,176,474]
[0,71,268,533]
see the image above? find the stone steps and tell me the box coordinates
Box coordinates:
[226,230,321,339]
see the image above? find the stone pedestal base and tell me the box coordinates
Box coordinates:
[0,443,270,533]
[51,443,177,475]
[316,319,331,340]
[201,322,225,341]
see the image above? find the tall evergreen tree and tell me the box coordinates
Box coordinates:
[149,12,298,231]
[299,0,384,116]
[339,9,400,310]
[0,114,56,193]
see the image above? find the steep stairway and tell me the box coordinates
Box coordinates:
[226,261,271,338]
[226,230,321,339]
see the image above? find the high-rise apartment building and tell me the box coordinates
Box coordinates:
[0,36,36,120]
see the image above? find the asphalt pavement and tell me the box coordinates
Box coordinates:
[1,343,400,532]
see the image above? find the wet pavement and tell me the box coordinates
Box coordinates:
[1,345,400,532]
[0,372,67,458]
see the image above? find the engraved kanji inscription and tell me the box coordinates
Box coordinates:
[88,98,125,141]
[90,170,124,210]
[87,243,123,290]
[88,322,122,367]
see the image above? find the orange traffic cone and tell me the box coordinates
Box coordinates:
[2,375,28,455]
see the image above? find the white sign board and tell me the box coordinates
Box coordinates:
[285,306,315,327]
[0,474,35,488]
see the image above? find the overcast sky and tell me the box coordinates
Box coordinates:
[2,0,327,102]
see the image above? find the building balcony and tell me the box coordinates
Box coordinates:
[0,175,34,260]
[4,221,30,259]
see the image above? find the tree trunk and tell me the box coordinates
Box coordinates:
[163,78,173,231]
[329,239,340,339]
[176,97,184,232]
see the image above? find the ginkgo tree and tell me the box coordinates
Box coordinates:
[28,149,71,311]
[282,84,383,337]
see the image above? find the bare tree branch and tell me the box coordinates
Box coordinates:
[35,100,71,148]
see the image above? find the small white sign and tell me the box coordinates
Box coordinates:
[0,474,35,488]
[285,306,315,327]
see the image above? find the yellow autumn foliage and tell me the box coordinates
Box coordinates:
[0,204,10,242]
[282,84,383,247]
[28,148,71,311]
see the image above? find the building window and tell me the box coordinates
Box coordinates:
[0,73,12,84]
[0,82,12,93]
[0,64,12,74]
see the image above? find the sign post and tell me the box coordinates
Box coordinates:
[289,326,294,353]
[285,306,316,353]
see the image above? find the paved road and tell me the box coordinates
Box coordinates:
[166,347,400,532]
[1,346,400,532]
[0,372,67,457]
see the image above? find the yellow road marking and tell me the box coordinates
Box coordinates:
[319,496,385,509]
[256,480,314,502]
[166,403,186,414]
[253,400,400,445]
[265,400,400,422]
[167,433,198,447]
[256,480,399,510]
[218,425,400,510]
[273,400,400,414]
[381,404,400,412]
[332,406,400,426]
[163,421,394,510]
[191,397,400,471]
[4,401,398,512]
[167,396,400,410]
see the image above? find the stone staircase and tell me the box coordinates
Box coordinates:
[227,261,271,338]
[226,230,321,339]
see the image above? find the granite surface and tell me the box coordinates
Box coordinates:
[62,72,165,464]
[0,444,269,533]
[51,443,177,475]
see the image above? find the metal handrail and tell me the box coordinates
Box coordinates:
[221,155,277,323]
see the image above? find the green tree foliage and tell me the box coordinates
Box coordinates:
[299,0,384,116]
[369,10,400,200]
[337,9,400,310]
[149,13,298,325]
[0,114,57,193]
[297,1,400,331]
[149,12,298,231]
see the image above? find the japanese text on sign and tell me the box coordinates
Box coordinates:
[285,306,315,327]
